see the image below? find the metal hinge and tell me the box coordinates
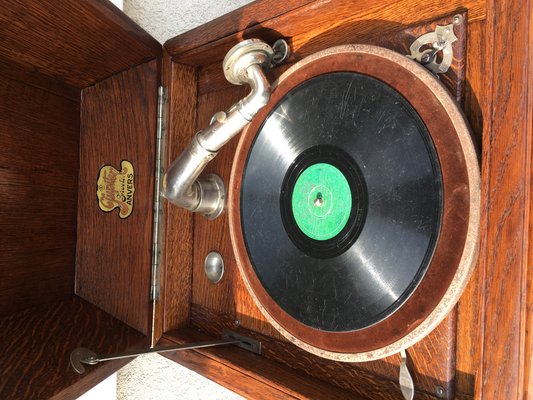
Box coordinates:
[151,86,167,301]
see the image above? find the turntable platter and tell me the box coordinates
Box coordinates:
[229,45,480,361]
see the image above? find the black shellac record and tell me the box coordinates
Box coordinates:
[240,72,443,331]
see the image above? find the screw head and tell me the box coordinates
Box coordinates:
[435,385,446,398]
[453,14,463,25]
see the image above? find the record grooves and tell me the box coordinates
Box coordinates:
[228,45,480,360]
[240,71,443,332]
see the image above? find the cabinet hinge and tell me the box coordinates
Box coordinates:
[151,86,167,301]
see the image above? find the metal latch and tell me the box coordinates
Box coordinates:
[408,15,462,74]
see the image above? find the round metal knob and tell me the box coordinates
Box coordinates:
[205,251,224,284]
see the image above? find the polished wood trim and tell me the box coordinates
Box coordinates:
[76,60,158,335]
[455,19,486,397]
[160,57,198,334]
[478,0,533,397]
[229,46,479,360]
[526,4,533,394]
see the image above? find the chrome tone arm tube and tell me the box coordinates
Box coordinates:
[161,39,274,219]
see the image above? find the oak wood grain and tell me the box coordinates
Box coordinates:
[0,0,160,88]
[0,296,147,400]
[197,12,467,99]
[162,327,443,400]
[478,0,532,397]
[166,0,485,66]
[191,304,455,399]
[0,74,79,318]
[455,19,486,397]
[76,60,158,335]
[526,8,533,393]
[160,58,197,334]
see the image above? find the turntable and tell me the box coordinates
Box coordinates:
[1,1,531,399]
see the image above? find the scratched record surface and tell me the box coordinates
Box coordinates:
[242,71,442,331]
[229,45,480,361]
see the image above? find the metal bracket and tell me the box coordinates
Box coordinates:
[407,18,460,74]
[222,330,262,354]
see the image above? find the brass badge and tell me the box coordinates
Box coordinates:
[97,160,135,219]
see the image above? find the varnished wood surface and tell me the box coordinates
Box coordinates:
[0,296,147,400]
[159,57,197,335]
[0,74,79,318]
[0,0,160,88]
[165,0,485,66]
[526,12,533,394]
[455,19,486,397]
[162,327,443,400]
[478,0,533,397]
[191,304,455,399]
[164,319,444,400]
[76,60,158,335]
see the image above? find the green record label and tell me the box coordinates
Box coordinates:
[291,163,352,240]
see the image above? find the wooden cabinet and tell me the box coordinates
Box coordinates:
[0,1,531,399]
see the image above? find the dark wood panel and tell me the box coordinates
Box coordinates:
[0,54,79,101]
[0,0,160,88]
[479,0,532,397]
[0,75,79,317]
[0,296,147,400]
[163,326,442,400]
[166,0,485,66]
[76,60,158,335]
[160,57,197,334]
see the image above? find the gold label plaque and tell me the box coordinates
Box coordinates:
[97,160,135,219]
